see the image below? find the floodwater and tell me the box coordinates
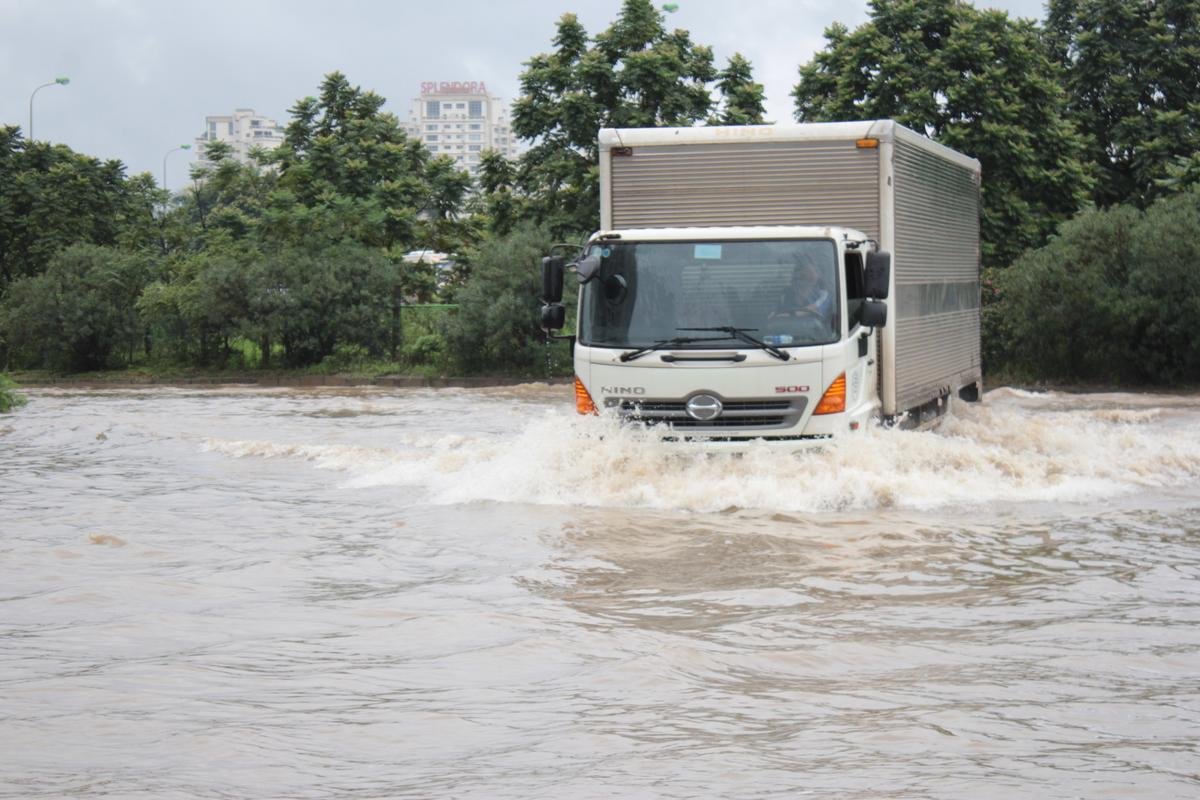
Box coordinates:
[1,384,1199,799]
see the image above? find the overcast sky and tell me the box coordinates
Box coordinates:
[3,0,1047,190]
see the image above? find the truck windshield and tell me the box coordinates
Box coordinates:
[579,239,839,349]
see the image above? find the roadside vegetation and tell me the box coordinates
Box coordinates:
[984,189,1200,384]
[0,373,25,412]
[1,0,1198,387]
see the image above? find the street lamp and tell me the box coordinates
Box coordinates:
[28,76,70,141]
[162,144,192,199]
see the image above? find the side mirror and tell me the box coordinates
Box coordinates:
[541,256,564,303]
[861,299,887,328]
[576,253,602,284]
[541,302,566,331]
[865,251,891,299]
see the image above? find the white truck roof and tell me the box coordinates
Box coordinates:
[591,225,870,242]
[598,120,980,173]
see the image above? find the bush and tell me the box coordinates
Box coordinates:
[314,344,375,372]
[0,244,152,371]
[987,189,1200,383]
[245,244,400,368]
[137,242,409,370]
[401,334,444,366]
[439,224,577,375]
[137,248,254,367]
[0,373,26,413]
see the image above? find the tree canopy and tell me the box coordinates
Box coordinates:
[710,53,768,125]
[1046,0,1200,207]
[0,127,157,288]
[1,73,476,373]
[4,5,1198,383]
[792,0,1092,268]
[511,0,766,235]
[266,72,471,251]
[984,187,1200,383]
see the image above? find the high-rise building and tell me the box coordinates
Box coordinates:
[403,81,519,176]
[195,108,285,166]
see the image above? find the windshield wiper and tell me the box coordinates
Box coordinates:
[618,335,732,362]
[677,326,791,361]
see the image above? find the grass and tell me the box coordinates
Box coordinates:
[0,373,27,412]
[981,368,1200,395]
[9,361,447,385]
[8,335,458,385]
[8,354,563,387]
[9,331,573,385]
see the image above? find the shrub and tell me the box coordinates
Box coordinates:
[243,243,398,368]
[439,224,576,375]
[137,248,254,367]
[0,373,26,413]
[987,189,1200,383]
[401,334,444,366]
[0,244,152,372]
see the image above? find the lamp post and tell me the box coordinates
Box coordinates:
[162,144,192,204]
[28,76,70,141]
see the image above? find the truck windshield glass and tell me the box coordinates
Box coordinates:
[579,239,839,349]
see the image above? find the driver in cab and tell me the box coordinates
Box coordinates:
[769,258,833,323]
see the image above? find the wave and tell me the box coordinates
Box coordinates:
[202,391,1200,514]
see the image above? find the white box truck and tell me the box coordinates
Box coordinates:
[540,120,982,446]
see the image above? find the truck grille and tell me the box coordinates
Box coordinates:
[605,398,806,430]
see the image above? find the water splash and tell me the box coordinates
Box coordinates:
[204,390,1200,514]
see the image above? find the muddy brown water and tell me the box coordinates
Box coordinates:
[2,385,1199,798]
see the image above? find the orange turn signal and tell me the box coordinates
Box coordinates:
[855,138,880,149]
[813,373,847,415]
[574,377,598,416]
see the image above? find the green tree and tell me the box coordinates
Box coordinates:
[0,373,25,413]
[792,0,1091,268]
[1,244,153,371]
[471,149,525,237]
[512,0,718,235]
[137,244,258,366]
[242,243,397,367]
[985,188,1200,383]
[0,128,156,287]
[709,53,767,125]
[266,72,469,253]
[1046,0,1200,207]
[440,225,574,374]
[1159,151,1200,194]
[180,140,275,242]
[417,155,478,254]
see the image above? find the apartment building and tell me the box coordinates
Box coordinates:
[403,81,519,175]
[196,108,285,165]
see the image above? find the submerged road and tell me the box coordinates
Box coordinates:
[2,385,1199,798]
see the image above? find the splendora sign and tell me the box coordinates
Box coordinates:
[421,81,488,95]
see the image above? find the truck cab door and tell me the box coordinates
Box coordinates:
[843,249,879,414]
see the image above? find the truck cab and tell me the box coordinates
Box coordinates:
[543,225,892,446]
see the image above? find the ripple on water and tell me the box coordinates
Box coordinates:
[2,386,1199,798]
